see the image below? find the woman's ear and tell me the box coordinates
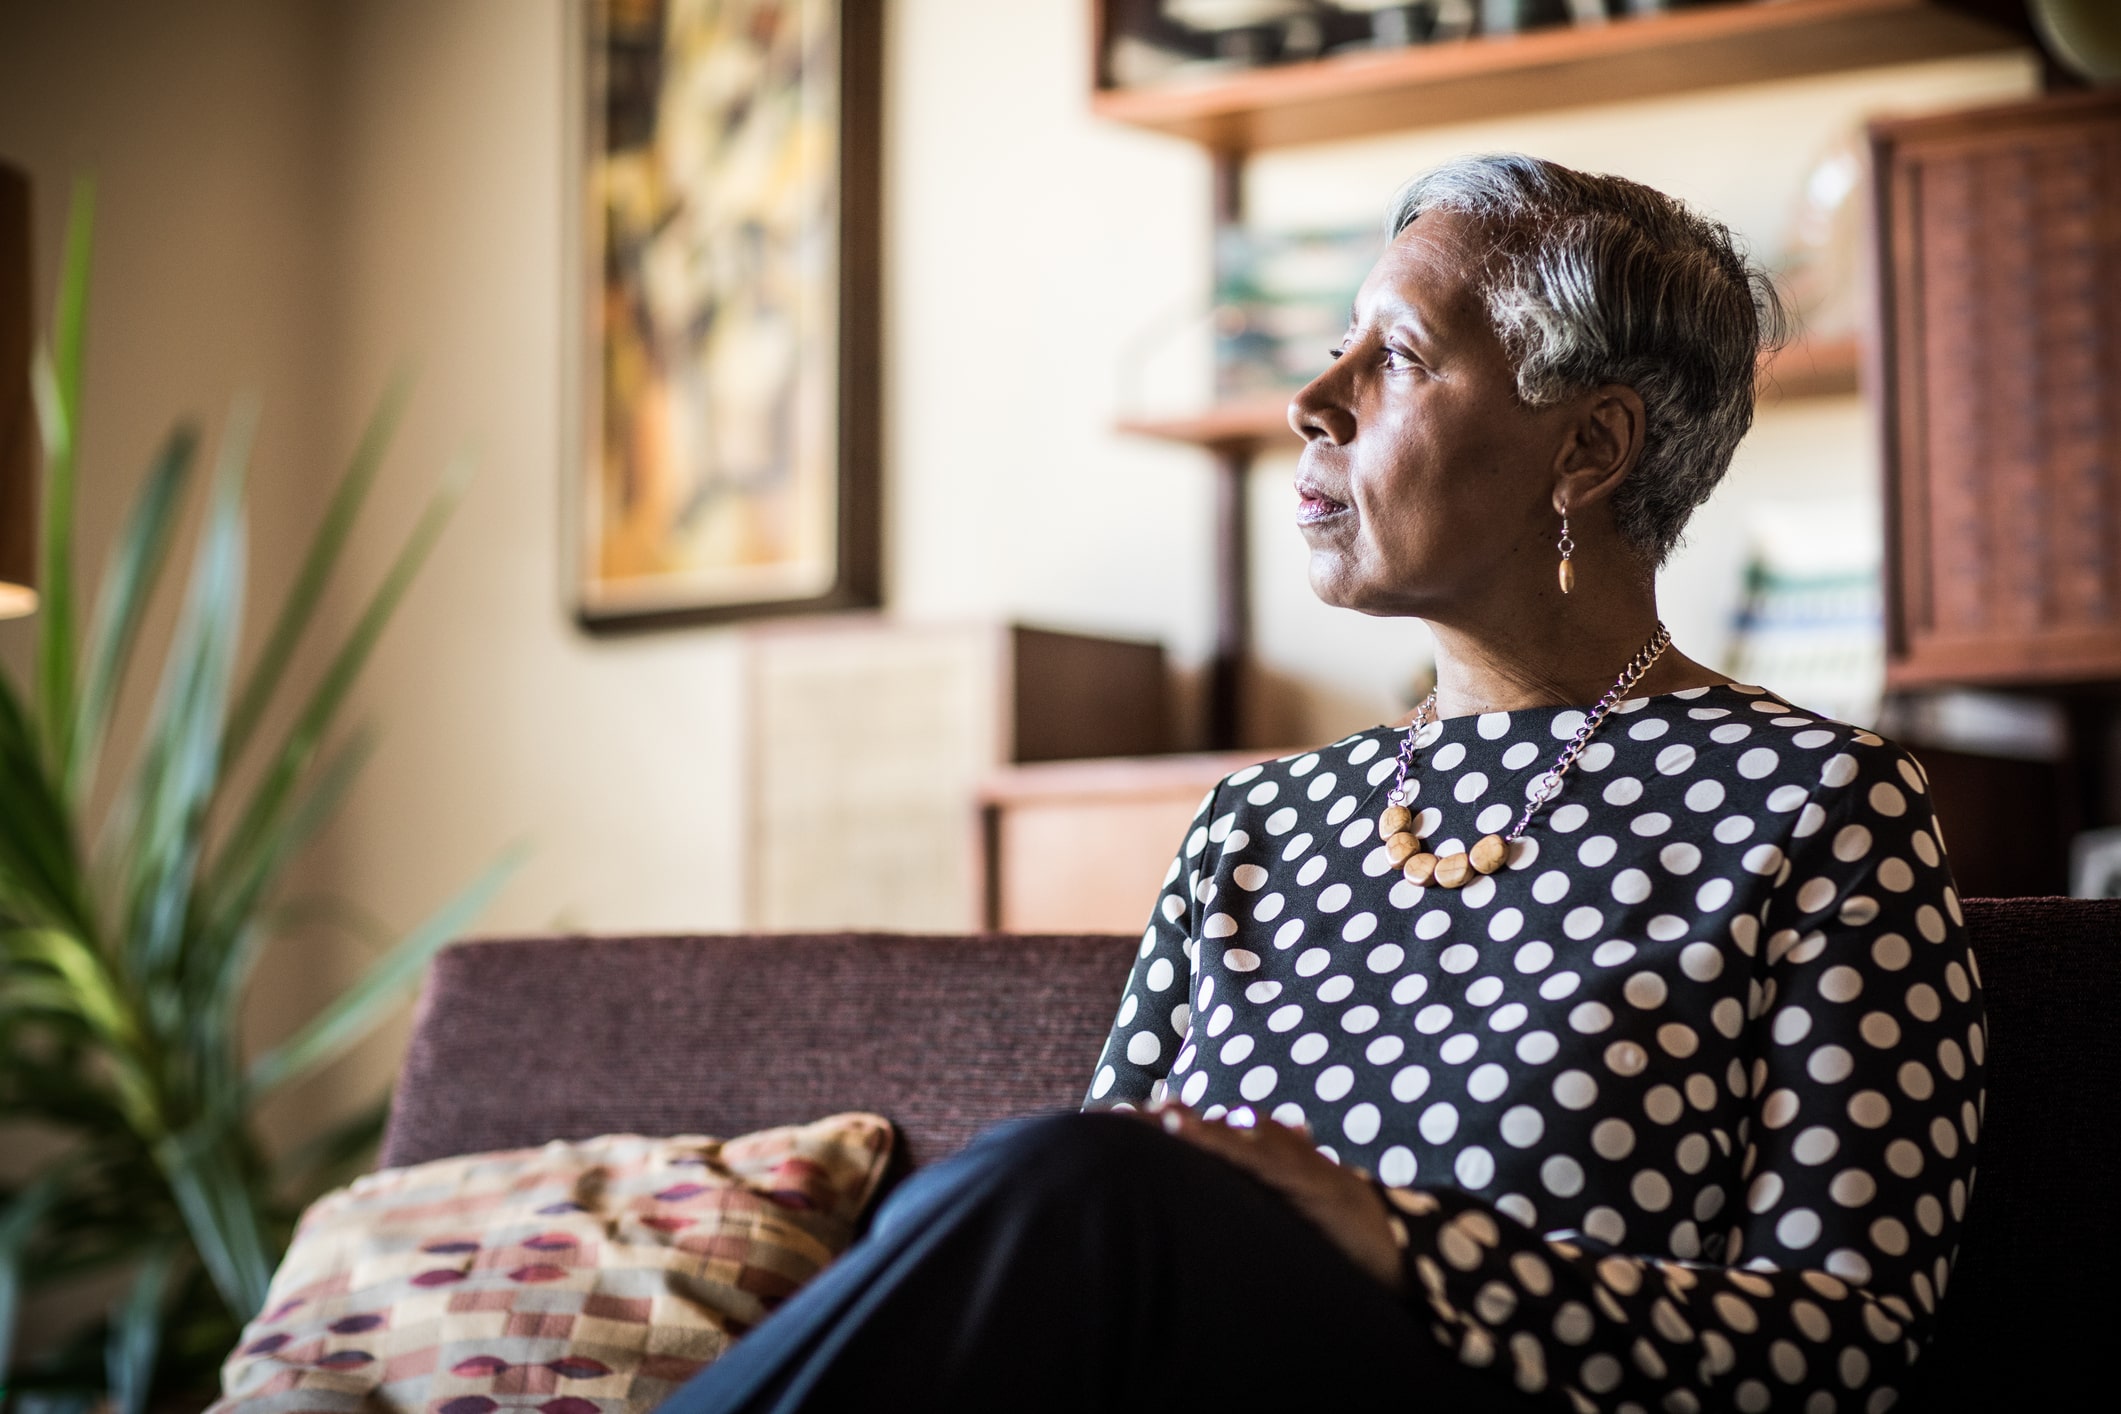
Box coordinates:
[1551,383,1646,514]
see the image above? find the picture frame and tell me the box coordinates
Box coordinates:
[569,0,881,629]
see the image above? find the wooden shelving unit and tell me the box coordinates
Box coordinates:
[1120,334,1862,450]
[1092,0,2030,749]
[1095,0,2027,152]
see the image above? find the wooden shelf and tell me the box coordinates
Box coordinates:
[1758,331,1862,401]
[1092,0,2028,152]
[1117,394,1298,449]
[1118,334,1860,451]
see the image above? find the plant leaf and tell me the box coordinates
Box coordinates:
[155,1127,269,1320]
[2,929,158,1136]
[66,426,200,808]
[222,373,411,767]
[211,459,467,923]
[202,727,377,976]
[0,669,95,938]
[257,892,394,957]
[116,400,252,987]
[191,729,379,1089]
[3,929,135,1051]
[104,1242,177,1414]
[31,178,94,776]
[0,1169,72,1384]
[244,842,525,1098]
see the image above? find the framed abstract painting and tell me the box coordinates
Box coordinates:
[572,0,880,627]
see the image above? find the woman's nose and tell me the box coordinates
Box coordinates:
[1289,368,1355,446]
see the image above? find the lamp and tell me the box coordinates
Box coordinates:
[1,161,35,619]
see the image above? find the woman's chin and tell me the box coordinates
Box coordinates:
[1308,560,1436,620]
[1305,557,1356,610]
[1307,562,1385,614]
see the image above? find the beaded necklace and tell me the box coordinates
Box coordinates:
[1379,623,1673,891]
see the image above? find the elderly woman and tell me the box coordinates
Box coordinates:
[670,155,1981,1414]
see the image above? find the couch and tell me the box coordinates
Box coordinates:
[380,899,2117,1412]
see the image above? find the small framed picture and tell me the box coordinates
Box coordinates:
[569,0,881,628]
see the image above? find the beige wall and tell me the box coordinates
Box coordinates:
[0,0,332,744]
[0,1,2040,1149]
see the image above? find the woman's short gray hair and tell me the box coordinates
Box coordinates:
[1388,154,1786,567]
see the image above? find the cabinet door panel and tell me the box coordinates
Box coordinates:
[1876,93,2121,686]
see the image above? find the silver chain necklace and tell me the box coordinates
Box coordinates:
[1379,623,1673,891]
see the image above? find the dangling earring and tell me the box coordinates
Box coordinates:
[1557,513,1576,595]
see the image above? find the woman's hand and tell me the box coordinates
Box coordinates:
[1146,1102,1406,1294]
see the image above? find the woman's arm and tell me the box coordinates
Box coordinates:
[1371,740,1981,1410]
[1083,783,1220,1110]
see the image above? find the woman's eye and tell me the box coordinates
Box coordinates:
[1383,345,1418,370]
[1327,345,1346,361]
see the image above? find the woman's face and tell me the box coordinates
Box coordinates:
[1290,210,1578,619]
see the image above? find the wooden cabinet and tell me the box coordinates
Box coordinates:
[977,749,1280,932]
[1873,91,2121,687]
[745,620,1167,931]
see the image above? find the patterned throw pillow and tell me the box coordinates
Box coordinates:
[211,1113,895,1414]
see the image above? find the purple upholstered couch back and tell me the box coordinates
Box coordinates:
[381,902,2116,1413]
[380,932,1140,1173]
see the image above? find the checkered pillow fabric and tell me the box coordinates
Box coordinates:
[210,1113,894,1414]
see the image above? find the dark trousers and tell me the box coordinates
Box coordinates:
[659,1111,1541,1412]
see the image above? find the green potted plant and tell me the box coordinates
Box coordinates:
[0,184,521,1413]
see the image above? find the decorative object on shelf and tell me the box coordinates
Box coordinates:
[1212,223,1380,401]
[0,185,521,1413]
[1871,90,2121,688]
[1101,0,1394,82]
[1166,0,1309,25]
[1116,223,1378,427]
[1383,622,1672,891]
[1724,500,1883,729]
[1164,0,1314,67]
[1328,1,1468,50]
[1478,0,1571,39]
[1,161,33,618]
[574,0,880,628]
[2029,0,2121,85]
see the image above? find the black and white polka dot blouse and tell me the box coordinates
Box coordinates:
[1087,683,1984,1413]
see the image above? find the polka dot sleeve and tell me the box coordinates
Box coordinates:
[1083,785,1219,1110]
[1378,743,1985,1412]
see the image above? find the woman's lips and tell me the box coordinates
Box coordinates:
[1296,481,1350,525]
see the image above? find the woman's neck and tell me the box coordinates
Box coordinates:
[1424,589,1728,719]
